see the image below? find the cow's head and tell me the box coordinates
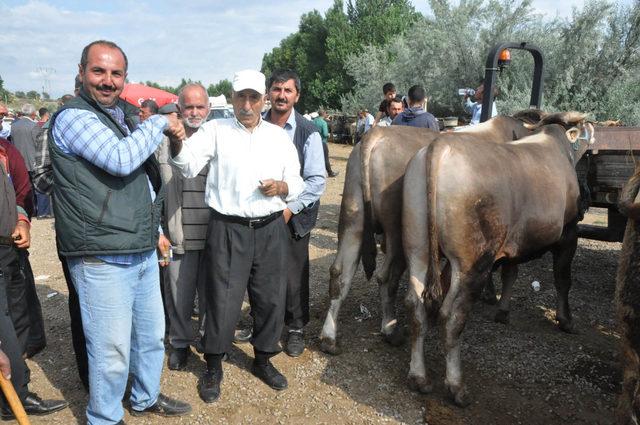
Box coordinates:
[526,111,595,165]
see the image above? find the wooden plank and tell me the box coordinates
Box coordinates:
[592,127,640,150]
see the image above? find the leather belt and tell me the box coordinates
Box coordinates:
[0,236,15,246]
[211,209,282,229]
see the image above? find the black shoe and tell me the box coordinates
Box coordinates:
[328,171,339,177]
[1,392,68,419]
[251,361,288,390]
[168,347,190,371]
[198,367,223,403]
[233,327,252,344]
[130,393,191,417]
[285,330,305,357]
[25,343,46,359]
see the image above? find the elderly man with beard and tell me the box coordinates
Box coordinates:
[156,83,210,371]
[170,70,303,403]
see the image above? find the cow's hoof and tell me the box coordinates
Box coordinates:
[382,329,405,347]
[447,384,471,408]
[494,309,510,325]
[407,374,433,394]
[319,337,341,355]
[558,320,578,334]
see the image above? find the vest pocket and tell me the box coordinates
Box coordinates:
[96,190,112,225]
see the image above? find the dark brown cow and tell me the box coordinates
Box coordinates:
[615,166,640,424]
[414,112,593,406]
[320,113,542,354]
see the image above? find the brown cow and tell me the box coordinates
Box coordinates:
[320,113,543,355]
[414,112,593,406]
[320,125,439,354]
[615,166,640,424]
[400,113,555,393]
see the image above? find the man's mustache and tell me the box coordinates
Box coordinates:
[238,109,254,117]
[96,85,116,92]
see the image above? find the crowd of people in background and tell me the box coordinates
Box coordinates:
[0,38,486,424]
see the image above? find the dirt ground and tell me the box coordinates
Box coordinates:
[23,143,621,424]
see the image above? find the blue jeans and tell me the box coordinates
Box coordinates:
[67,250,165,425]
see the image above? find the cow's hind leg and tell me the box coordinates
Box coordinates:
[378,237,406,346]
[480,273,498,305]
[405,254,432,393]
[551,225,578,333]
[440,264,476,407]
[320,239,362,355]
[494,263,518,324]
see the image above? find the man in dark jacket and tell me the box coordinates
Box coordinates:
[392,85,439,131]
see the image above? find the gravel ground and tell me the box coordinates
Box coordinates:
[24,143,620,424]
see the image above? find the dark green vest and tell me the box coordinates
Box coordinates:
[49,90,164,257]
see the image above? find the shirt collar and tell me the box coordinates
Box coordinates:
[234,115,265,132]
[284,109,296,131]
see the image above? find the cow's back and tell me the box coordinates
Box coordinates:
[366,127,438,229]
[433,133,580,264]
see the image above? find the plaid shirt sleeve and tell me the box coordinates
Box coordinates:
[51,109,168,176]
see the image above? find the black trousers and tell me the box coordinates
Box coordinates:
[0,246,30,407]
[60,255,89,390]
[201,213,288,355]
[322,143,334,174]
[285,232,311,330]
[17,251,46,357]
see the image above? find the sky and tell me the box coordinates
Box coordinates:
[0,0,633,98]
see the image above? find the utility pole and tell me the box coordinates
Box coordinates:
[36,66,56,97]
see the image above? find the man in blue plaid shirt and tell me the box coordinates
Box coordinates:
[49,40,191,425]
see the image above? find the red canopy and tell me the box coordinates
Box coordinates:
[119,83,178,108]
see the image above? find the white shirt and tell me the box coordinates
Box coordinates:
[364,113,374,132]
[170,117,304,218]
[377,116,392,127]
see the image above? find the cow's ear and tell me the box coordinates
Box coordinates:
[565,127,580,142]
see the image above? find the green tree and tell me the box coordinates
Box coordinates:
[261,0,419,111]
[26,90,40,100]
[15,91,25,99]
[543,0,640,123]
[342,0,640,124]
[343,0,543,114]
[0,76,10,102]
[207,79,233,99]
[42,92,50,100]
[262,9,329,111]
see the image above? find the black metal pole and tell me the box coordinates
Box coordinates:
[480,41,545,122]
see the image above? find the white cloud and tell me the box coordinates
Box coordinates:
[0,0,631,97]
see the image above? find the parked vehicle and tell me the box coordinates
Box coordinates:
[208,94,234,121]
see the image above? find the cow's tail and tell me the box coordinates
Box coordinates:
[425,141,445,324]
[360,130,379,281]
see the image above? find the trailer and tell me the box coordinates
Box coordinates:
[576,126,639,242]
